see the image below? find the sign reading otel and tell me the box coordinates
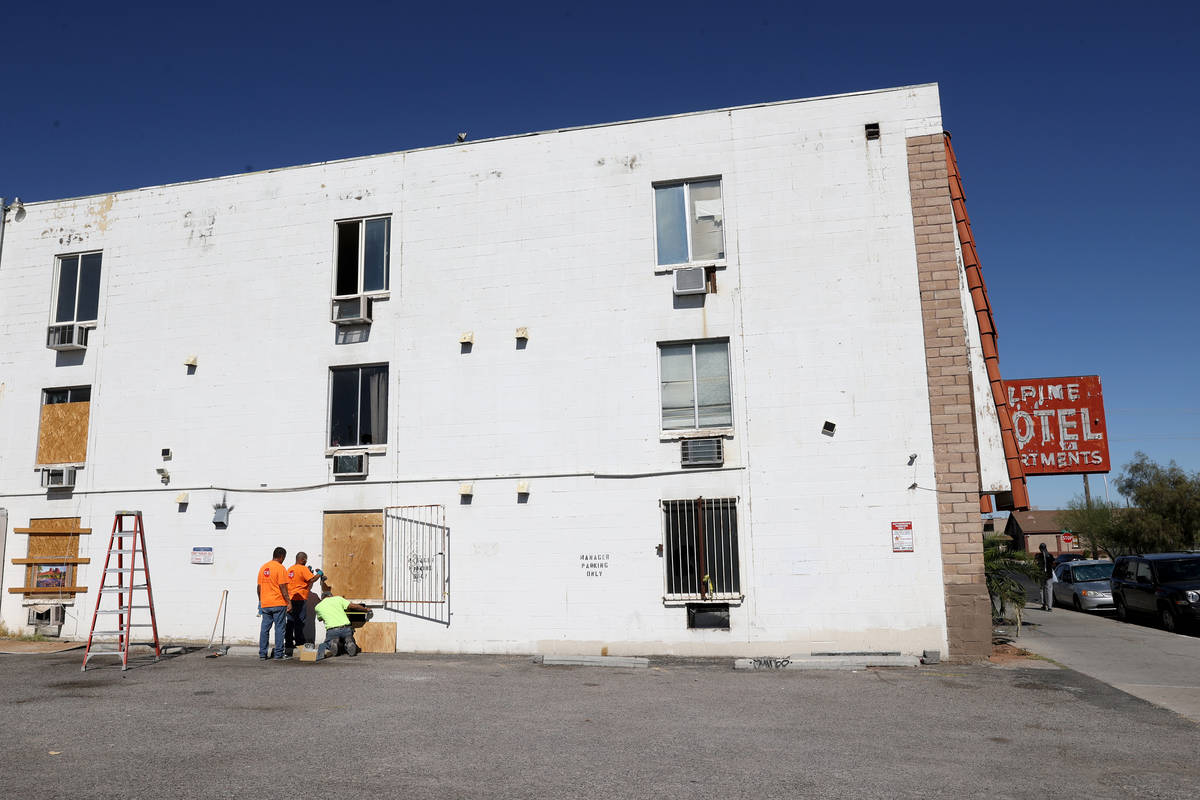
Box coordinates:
[1004,375,1110,475]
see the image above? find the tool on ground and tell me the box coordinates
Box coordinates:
[205,589,230,657]
[82,511,161,671]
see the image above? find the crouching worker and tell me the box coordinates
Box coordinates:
[314,587,370,658]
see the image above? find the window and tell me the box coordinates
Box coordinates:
[44,386,91,405]
[662,498,741,601]
[329,365,388,447]
[335,217,391,296]
[654,179,724,267]
[37,386,91,466]
[659,340,732,430]
[53,252,102,324]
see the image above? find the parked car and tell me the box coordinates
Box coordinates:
[1110,553,1200,633]
[1051,559,1114,611]
[1053,553,1089,567]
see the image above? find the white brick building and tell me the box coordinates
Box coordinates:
[0,84,1025,660]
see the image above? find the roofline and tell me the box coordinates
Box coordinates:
[13,83,939,208]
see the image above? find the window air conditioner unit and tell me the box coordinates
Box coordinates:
[681,438,724,467]
[29,604,66,628]
[673,267,707,296]
[332,450,368,478]
[47,323,89,351]
[331,296,372,325]
[40,466,78,489]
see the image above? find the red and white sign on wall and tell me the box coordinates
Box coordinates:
[1004,375,1110,475]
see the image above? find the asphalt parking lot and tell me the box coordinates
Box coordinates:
[2,646,1198,799]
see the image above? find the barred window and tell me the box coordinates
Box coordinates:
[662,497,741,601]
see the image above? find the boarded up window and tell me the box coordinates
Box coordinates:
[11,517,88,596]
[36,389,90,465]
[322,511,384,600]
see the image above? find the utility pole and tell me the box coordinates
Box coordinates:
[1083,474,1095,558]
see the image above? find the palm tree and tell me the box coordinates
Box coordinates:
[983,534,1042,636]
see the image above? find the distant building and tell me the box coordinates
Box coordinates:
[1005,510,1084,555]
[0,84,1027,661]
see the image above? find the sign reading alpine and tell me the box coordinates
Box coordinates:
[1004,375,1110,475]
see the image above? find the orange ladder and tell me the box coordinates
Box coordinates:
[82,511,161,671]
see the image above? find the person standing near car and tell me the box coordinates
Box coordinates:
[1036,543,1055,612]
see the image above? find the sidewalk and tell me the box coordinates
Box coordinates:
[1018,602,1200,723]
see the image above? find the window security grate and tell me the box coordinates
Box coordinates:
[662,497,740,601]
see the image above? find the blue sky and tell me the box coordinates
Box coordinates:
[3,1,1197,510]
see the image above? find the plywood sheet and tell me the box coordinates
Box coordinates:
[353,621,396,653]
[24,518,81,593]
[36,401,90,465]
[322,511,384,600]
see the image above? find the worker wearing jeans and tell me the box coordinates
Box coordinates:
[314,589,370,658]
[256,546,291,659]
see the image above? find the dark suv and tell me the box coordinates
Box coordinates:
[1110,553,1200,633]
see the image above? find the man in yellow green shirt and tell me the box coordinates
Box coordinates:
[314,588,370,658]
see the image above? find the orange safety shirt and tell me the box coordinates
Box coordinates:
[287,563,316,602]
[257,560,289,608]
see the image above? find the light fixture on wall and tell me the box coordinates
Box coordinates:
[907,453,918,466]
[155,467,170,485]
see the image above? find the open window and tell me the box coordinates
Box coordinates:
[654,179,724,267]
[335,216,391,297]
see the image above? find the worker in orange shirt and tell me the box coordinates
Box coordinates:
[256,546,291,660]
[284,552,322,656]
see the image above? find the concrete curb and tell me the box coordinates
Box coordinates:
[734,655,921,670]
[535,655,649,669]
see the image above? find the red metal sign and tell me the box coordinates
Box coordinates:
[1004,375,1110,475]
[1061,533,1074,544]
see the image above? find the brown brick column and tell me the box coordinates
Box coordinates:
[907,133,991,662]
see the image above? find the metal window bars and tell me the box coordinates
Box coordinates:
[383,505,450,626]
[661,497,741,601]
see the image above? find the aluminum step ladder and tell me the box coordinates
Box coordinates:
[82,511,161,670]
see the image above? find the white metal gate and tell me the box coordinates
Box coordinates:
[384,505,449,625]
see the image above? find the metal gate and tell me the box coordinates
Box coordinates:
[383,505,449,625]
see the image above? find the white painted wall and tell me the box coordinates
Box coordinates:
[0,85,955,656]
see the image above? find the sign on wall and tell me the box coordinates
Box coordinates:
[891,521,914,553]
[1004,375,1110,475]
[190,547,214,564]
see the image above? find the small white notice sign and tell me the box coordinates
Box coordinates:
[191,546,214,565]
[891,521,914,553]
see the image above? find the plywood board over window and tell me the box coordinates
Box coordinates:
[10,517,88,596]
[36,402,90,465]
[322,511,384,600]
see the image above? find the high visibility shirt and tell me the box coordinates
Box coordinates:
[315,596,351,629]
[257,561,288,608]
[287,563,316,601]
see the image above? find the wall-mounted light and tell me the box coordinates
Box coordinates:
[459,482,474,496]
[162,448,173,461]
[821,421,837,437]
[155,467,170,485]
[907,453,918,466]
[459,332,474,345]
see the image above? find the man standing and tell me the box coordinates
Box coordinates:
[284,552,321,656]
[314,586,370,658]
[1036,543,1055,612]
[257,546,291,660]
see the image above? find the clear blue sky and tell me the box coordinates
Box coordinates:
[3,1,1197,510]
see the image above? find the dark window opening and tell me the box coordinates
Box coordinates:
[335,217,391,297]
[687,603,730,629]
[44,386,90,405]
[329,365,388,447]
[865,122,881,141]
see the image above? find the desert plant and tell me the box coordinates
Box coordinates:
[983,533,1042,635]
